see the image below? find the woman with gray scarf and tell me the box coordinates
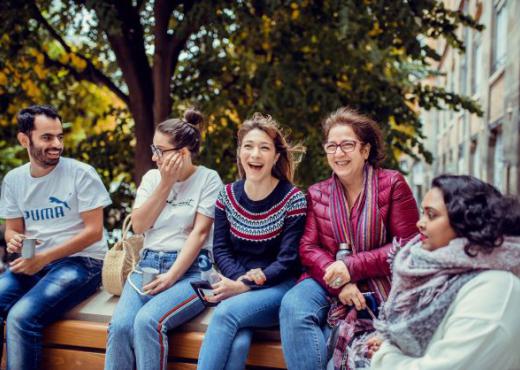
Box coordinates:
[335,175,520,369]
[367,174,520,369]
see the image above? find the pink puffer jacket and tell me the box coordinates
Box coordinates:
[298,169,419,296]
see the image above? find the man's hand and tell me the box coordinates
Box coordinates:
[324,260,351,289]
[9,253,49,275]
[206,275,250,303]
[338,283,366,310]
[6,233,24,254]
[143,272,177,296]
[244,268,266,285]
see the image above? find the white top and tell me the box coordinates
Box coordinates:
[0,157,112,260]
[134,166,222,252]
[371,270,520,370]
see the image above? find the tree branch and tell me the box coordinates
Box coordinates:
[168,1,205,77]
[99,0,153,108]
[29,2,129,105]
[136,0,148,12]
[41,51,130,105]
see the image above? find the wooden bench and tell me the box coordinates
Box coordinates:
[1,289,287,370]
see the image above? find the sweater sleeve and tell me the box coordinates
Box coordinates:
[259,192,307,287]
[345,172,419,282]
[299,191,340,295]
[371,271,520,370]
[212,189,248,280]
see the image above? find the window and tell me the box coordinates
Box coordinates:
[492,130,504,190]
[449,69,455,120]
[470,138,482,178]
[492,2,507,74]
[471,37,482,95]
[459,28,469,95]
[458,143,465,174]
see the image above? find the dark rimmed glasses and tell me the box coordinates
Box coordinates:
[150,144,179,158]
[323,139,363,154]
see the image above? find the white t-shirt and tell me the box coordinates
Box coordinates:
[134,166,222,252]
[371,270,520,370]
[0,157,112,260]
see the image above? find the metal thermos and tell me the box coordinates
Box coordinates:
[335,242,352,260]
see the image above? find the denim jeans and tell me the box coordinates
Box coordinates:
[0,256,102,370]
[197,278,296,370]
[105,249,205,370]
[280,278,332,370]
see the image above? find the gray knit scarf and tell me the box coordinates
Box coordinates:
[374,235,520,357]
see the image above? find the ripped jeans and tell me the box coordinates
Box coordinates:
[0,256,102,370]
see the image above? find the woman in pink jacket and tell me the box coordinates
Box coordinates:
[279,107,419,370]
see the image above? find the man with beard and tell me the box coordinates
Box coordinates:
[0,105,112,370]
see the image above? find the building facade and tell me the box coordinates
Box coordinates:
[407,0,519,200]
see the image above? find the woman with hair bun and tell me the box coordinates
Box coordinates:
[367,175,520,370]
[197,113,307,370]
[105,108,223,370]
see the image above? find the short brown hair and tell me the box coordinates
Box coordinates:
[322,107,385,167]
[237,113,305,182]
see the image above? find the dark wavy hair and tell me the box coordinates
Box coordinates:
[432,174,520,257]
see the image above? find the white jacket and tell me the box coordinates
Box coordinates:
[371,270,520,370]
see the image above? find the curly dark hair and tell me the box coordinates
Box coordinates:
[432,174,520,257]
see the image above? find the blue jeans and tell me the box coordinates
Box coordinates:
[0,256,102,370]
[105,249,205,370]
[197,278,296,370]
[280,278,332,370]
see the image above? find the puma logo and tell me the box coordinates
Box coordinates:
[49,196,71,210]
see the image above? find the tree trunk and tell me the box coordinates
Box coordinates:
[99,1,156,184]
[130,101,155,185]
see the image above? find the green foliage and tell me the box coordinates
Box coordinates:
[0,0,483,217]
[176,0,483,186]
[66,108,136,230]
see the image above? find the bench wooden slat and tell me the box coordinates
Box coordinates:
[42,348,105,370]
[43,320,107,349]
[41,348,198,370]
[40,320,286,369]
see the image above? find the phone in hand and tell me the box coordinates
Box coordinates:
[358,291,379,320]
[190,280,219,307]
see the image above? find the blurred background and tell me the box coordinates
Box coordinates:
[0,0,517,234]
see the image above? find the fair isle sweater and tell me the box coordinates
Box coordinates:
[213,179,307,288]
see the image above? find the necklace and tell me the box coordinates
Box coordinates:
[166,166,197,204]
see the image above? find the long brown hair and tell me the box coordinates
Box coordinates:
[236,113,305,182]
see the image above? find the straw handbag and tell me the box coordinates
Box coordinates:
[102,215,144,296]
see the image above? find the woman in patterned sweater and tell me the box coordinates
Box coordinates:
[197,113,307,370]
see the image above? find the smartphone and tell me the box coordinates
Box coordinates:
[190,280,218,307]
[358,292,379,320]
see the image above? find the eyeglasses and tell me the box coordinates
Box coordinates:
[150,144,179,158]
[323,140,363,154]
